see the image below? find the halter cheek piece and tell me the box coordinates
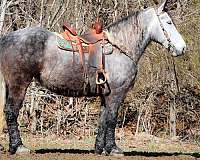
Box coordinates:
[157,13,176,53]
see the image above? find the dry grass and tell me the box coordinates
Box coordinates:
[0,132,199,160]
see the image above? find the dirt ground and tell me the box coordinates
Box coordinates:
[0,132,199,160]
[0,153,198,160]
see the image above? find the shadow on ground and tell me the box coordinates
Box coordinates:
[35,149,200,158]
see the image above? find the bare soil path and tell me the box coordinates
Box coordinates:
[0,133,199,160]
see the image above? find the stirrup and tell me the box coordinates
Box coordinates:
[96,70,107,85]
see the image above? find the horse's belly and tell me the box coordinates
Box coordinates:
[38,62,97,96]
[39,61,86,94]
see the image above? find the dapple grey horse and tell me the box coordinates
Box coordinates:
[0,1,186,155]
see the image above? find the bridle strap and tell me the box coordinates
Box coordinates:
[156,13,176,53]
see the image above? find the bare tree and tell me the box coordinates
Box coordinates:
[0,0,8,35]
[0,0,8,133]
[0,72,5,133]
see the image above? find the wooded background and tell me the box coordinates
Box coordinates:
[0,0,199,143]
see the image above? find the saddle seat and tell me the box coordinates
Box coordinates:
[61,24,107,46]
[57,18,113,59]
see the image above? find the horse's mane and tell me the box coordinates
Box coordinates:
[104,8,153,62]
[106,10,141,30]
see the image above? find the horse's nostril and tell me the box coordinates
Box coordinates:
[182,47,186,53]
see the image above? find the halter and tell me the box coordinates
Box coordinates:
[156,12,176,53]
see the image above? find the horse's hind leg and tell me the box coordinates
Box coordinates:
[4,80,31,154]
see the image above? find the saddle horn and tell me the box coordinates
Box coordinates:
[91,17,103,34]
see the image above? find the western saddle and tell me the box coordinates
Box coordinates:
[57,18,111,95]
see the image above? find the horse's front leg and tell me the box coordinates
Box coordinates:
[104,91,126,156]
[95,96,108,154]
[4,82,31,154]
[95,92,125,156]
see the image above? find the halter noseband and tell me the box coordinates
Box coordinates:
[156,12,176,53]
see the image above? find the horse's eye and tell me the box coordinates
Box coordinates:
[167,21,172,25]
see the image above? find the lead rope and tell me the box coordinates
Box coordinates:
[156,14,200,146]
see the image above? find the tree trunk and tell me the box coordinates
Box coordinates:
[170,98,176,138]
[0,0,7,133]
[0,72,5,133]
[0,0,7,35]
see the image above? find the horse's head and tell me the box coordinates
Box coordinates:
[150,0,186,56]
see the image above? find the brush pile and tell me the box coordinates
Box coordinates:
[19,81,200,142]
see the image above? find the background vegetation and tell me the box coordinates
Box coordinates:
[0,0,199,145]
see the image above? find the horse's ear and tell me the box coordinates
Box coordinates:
[157,0,177,14]
[163,0,178,12]
[153,0,159,5]
[143,0,148,9]
[157,0,166,14]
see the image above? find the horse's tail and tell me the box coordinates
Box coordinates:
[0,68,6,133]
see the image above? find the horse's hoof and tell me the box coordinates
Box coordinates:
[101,148,108,156]
[95,149,103,155]
[15,145,31,154]
[95,144,105,155]
[109,147,124,157]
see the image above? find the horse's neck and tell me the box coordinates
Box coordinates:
[106,9,155,63]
